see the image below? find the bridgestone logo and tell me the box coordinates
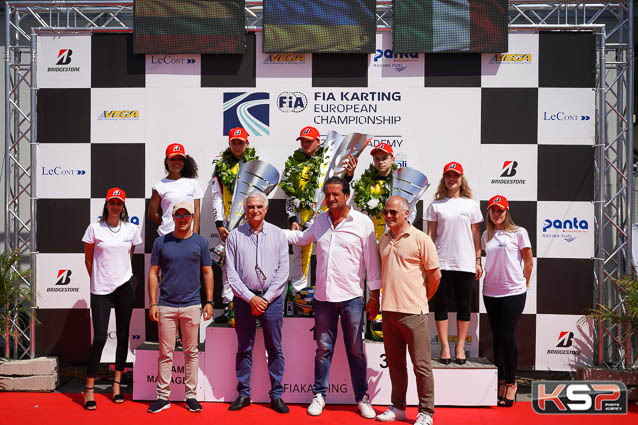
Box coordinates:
[47,67,80,72]
[47,287,79,292]
[546,349,581,355]
[491,179,526,184]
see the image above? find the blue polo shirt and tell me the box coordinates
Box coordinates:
[151,233,212,307]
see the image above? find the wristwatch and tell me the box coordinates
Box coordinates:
[204,300,214,307]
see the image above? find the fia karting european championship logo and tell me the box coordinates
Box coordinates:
[223,92,270,136]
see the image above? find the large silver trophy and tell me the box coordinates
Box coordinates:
[391,167,430,212]
[301,130,372,228]
[211,160,280,266]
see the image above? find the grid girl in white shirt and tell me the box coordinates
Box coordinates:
[481,195,532,407]
[425,161,483,365]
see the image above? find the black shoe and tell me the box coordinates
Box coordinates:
[455,357,467,365]
[438,357,452,365]
[112,380,124,404]
[84,386,97,411]
[185,398,203,412]
[148,399,170,413]
[228,395,251,411]
[270,398,289,414]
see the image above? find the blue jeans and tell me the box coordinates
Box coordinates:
[313,297,367,402]
[234,295,285,399]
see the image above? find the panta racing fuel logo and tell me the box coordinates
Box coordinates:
[542,217,589,243]
[373,49,418,72]
[223,92,269,136]
[543,112,591,121]
[532,381,627,414]
[491,161,526,184]
[264,54,305,64]
[98,110,140,120]
[546,331,581,355]
[41,166,86,176]
[47,49,80,72]
[48,269,79,293]
[278,92,307,113]
[488,53,532,64]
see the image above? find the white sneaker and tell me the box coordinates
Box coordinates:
[414,412,433,425]
[358,395,376,419]
[376,406,406,422]
[307,393,325,416]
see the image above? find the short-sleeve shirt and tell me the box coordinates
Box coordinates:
[379,225,440,314]
[150,233,212,307]
[425,197,483,273]
[152,178,203,236]
[481,227,531,297]
[82,221,143,295]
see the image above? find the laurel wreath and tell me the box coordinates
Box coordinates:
[353,163,398,216]
[216,147,258,193]
[279,146,326,210]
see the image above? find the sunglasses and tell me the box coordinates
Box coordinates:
[174,213,192,219]
[382,209,405,216]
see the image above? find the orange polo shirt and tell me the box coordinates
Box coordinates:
[379,225,440,314]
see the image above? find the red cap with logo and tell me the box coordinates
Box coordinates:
[165,143,186,159]
[443,161,464,175]
[228,127,249,143]
[106,187,126,203]
[371,143,394,156]
[488,195,509,210]
[297,126,320,142]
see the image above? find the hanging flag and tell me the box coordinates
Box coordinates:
[393,0,508,53]
[134,0,245,54]
[263,0,376,53]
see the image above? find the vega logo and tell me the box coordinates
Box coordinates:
[223,92,269,136]
[278,92,307,113]
[56,49,73,65]
[488,53,532,64]
[98,110,140,120]
[264,54,305,64]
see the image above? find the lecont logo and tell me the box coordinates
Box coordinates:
[223,92,269,136]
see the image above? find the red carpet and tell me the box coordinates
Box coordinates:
[0,393,636,424]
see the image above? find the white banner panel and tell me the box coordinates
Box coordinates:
[256,33,312,87]
[479,145,538,201]
[36,33,91,88]
[36,253,90,309]
[145,54,201,88]
[481,32,539,88]
[90,88,146,143]
[535,314,594,371]
[36,143,91,198]
[368,33,425,88]
[537,88,595,145]
[537,201,594,259]
[479,258,537,315]
[90,197,146,254]
[96,307,146,363]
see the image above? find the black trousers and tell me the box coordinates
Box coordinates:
[483,292,526,384]
[87,280,135,378]
[433,270,474,321]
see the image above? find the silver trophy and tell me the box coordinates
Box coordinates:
[301,130,372,227]
[391,167,430,212]
[211,160,280,266]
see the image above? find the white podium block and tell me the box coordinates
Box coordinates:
[133,342,209,401]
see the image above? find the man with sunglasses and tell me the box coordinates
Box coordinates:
[367,196,441,425]
[224,191,290,414]
[148,201,214,414]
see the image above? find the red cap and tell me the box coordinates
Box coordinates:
[443,161,463,175]
[166,143,186,159]
[228,127,249,143]
[106,187,126,203]
[488,195,509,210]
[371,142,394,156]
[297,126,320,142]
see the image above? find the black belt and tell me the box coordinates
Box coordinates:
[250,289,265,296]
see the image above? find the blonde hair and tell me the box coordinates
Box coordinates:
[434,174,473,200]
[485,208,519,242]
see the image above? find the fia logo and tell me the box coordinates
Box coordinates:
[556,331,574,348]
[500,161,518,177]
[277,92,307,113]
[56,49,73,65]
[55,269,72,286]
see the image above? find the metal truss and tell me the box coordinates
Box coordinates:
[4,2,634,368]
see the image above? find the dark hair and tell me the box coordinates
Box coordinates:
[164,154,199,179]
[323,176,350,196]
[100,202,130,223]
